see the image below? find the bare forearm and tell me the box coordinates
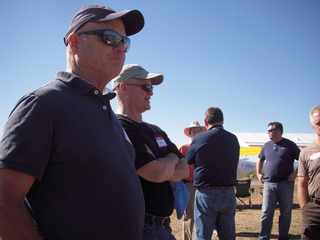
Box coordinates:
[137,152,179,183]
[256,160,264,183]
[298,176,310,209]
[157,153,180,181]
[168,158,189,182]
[0,204,42,240]
[0,169,40,240]
[298,188,309,209]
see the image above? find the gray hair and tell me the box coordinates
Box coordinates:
[310,105,320,125]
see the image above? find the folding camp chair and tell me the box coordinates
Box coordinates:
[235,179,254,208]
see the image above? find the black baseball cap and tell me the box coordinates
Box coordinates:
[64,5,144,46]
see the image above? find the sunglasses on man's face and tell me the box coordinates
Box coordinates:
[125,83,154,93]
[268,128,278,133]
[77,29,130,52]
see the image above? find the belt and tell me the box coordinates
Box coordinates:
[145,214,170,227]
[197,186,234,190]
[183,180,194,183]
[309,197,320,205]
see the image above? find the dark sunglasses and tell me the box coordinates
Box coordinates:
[77,29,130,52]
[268,128,278,133]
[125,83,153,93]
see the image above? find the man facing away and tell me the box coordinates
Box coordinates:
[112,64,189,240]
[186,107,240,240]
[256,122,300,240]
[298,105,320,240]
[0,5,145,240]
[178,121,206,240]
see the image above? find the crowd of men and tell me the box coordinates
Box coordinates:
[0,4,319,240]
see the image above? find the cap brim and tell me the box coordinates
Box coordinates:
[111,64,163,91]
[100,10,144,36]
[135,73,163,85]
[151,75,163,85]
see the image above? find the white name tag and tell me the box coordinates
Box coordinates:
[156,136,167,148]
[310,151,320,161]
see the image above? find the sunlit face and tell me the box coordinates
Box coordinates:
[75,19,127,80]
[267,124,281,141]
[190,127,202,138]
[312,111,320,137]
[125,78,153,114]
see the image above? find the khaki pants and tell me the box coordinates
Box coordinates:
[182,182,196,240]
[301,201,320,240]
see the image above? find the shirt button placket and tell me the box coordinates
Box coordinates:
[93,89,107,111]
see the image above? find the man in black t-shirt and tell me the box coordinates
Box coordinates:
[112,64,189,240]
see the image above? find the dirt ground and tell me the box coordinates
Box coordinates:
[170,181,302,240]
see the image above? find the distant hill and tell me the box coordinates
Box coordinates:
[237,158,299,179]
[237,159,256,178]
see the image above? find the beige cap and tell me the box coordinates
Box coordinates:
[184,121,207,138]
[111,64,163,91]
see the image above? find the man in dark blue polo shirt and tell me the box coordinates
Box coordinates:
[256,122,300,240]
[0,5,145,240]
[186,107,240,240]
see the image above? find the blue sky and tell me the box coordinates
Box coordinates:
[0,0,319,145]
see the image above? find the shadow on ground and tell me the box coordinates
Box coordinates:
[236,232,300,239]
[236,203,300,211]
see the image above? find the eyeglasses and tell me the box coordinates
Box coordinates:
[125,83,153,93]
[268,128,278,133]
[77,29,130,52]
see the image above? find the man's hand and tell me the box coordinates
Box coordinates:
[168,158,189,183]
[288,171,298,182]
[257,173,264,183]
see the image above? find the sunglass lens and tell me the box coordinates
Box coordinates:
[102,34,121,46]
[142,84,153,93]
[102,34,129,52]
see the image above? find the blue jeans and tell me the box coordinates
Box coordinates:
[143,223,176,240]
[194,188,236,240]
[259,180,294,240]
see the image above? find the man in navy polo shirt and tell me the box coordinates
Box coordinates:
[186,107,240,240]
[256,122,300,240]
[0,5,145,240]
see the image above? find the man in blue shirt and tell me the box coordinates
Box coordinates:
[256,122,300,240]
[0,5,145,240]
[186,107,240,240]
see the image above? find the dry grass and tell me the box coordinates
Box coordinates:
[170,181,302,240]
